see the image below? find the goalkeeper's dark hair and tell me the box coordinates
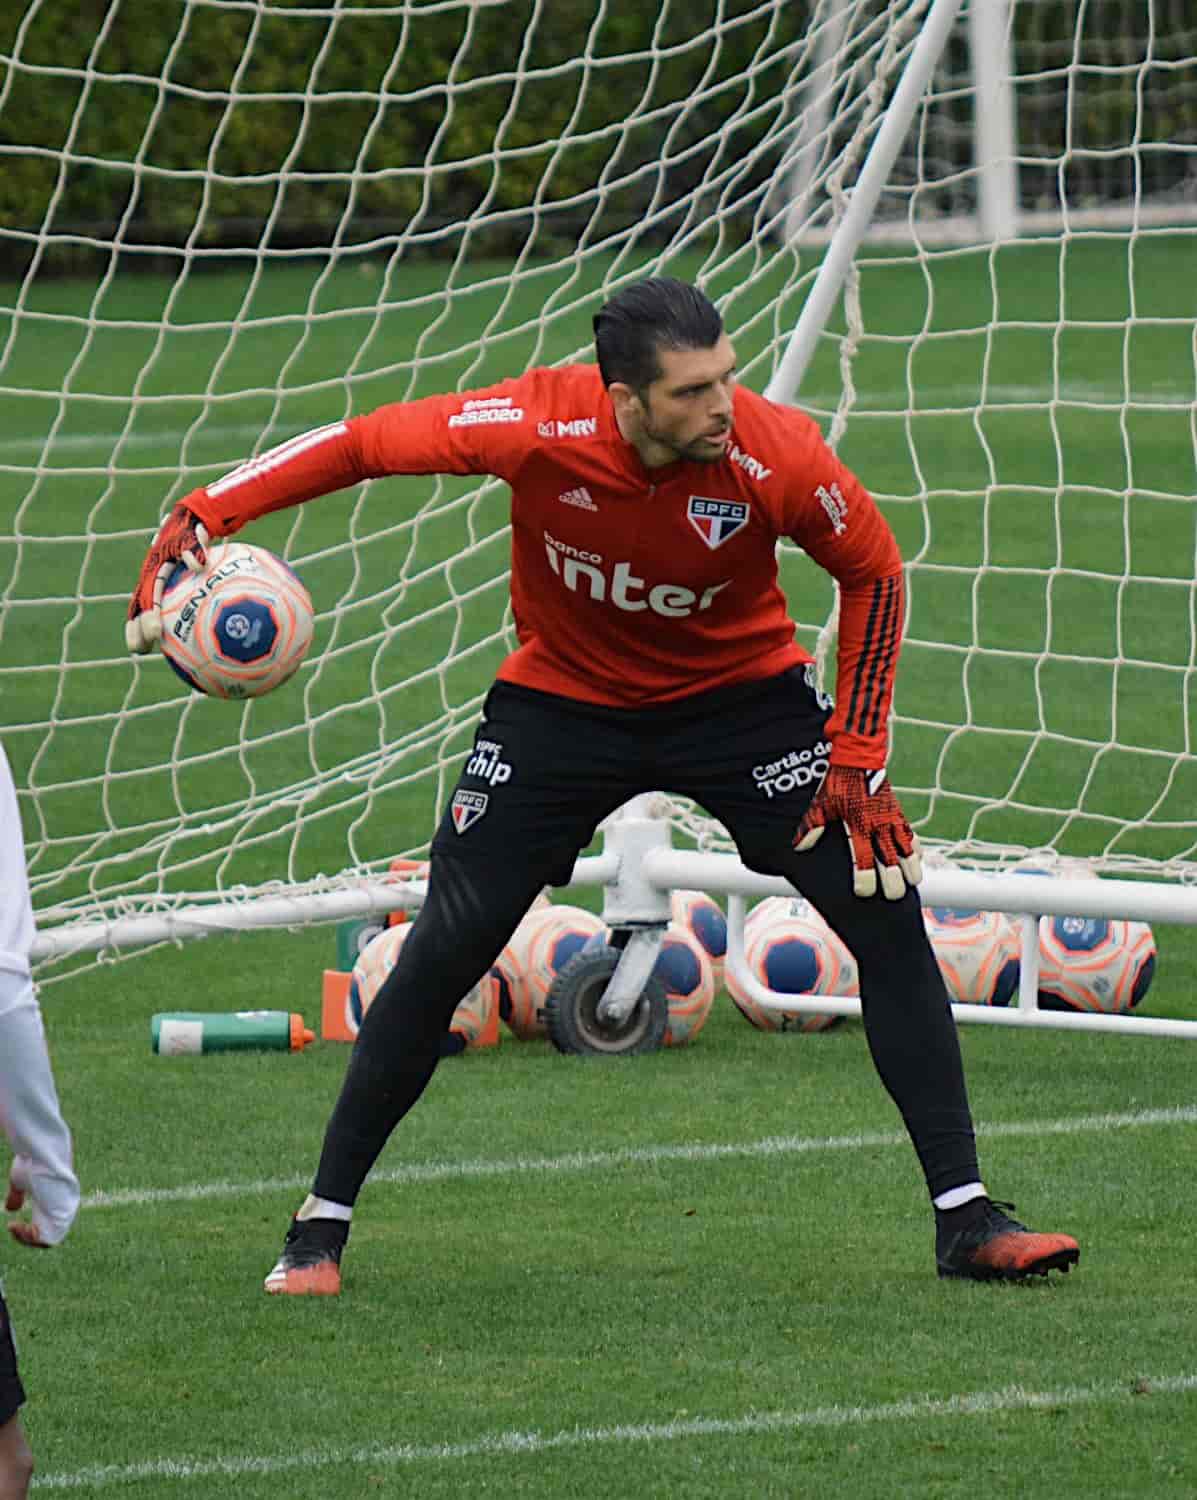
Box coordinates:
[593,278,723,392]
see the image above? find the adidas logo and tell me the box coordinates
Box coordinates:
[559,486,598,511]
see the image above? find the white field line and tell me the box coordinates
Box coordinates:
[33,1372,1197,1490]
[80,1103,1197,1213]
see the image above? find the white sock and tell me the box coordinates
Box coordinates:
[296,1193,353,1223]
[933,1182,987,1212]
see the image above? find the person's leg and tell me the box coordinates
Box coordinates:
[0,1418,32,1500]
[736,833,1079,1276]
[312,850,557,1207]
[265,851,565,1296]
[265,682,641,1294]
[758,828,979,1196]
[649,667,977,1191]
[0,1291,31,1500]
[666,667,1078,1279]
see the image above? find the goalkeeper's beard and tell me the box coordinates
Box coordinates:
[636,408,730,465]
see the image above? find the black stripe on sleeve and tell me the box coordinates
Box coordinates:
[843,574,902,743]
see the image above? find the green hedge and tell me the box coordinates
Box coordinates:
[1,1,1191,261]
[0,1,807,252]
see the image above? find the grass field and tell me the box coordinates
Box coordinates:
[2,235,1196,1494]
[9,916,1197,1497]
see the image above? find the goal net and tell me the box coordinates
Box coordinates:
[2,0,1194,973]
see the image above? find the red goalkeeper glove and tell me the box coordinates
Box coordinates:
[125,503,212,654]
[793,764,923,900]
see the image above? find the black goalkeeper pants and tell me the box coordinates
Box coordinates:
[314,669,979,1206]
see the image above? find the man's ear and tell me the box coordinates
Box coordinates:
[607,380,642,432]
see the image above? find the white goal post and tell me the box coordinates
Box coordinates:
[3,0,1196,993]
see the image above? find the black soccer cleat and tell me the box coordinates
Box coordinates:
[936,1198,1080,1282]
[264,1215,349,1296]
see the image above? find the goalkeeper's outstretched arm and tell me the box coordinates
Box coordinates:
[126,419,372,651]
[125,381,532,652]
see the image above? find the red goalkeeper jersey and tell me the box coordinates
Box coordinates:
[189,364,904,766]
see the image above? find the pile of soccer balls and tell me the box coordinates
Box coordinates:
[342,869,1158,1058]
[921,872,1157,1015]
[723,858,1164,1032]
[340,885,730,1052]
[724,865,1158,1027]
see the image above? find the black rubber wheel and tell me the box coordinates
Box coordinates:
[544,944,668,1056]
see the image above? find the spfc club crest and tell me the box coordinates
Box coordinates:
[451,788,489,834]
[687,496,749,550]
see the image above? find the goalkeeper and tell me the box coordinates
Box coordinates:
[1,742,80,1496]
[126,277,1079,1294]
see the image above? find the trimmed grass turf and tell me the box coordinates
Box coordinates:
[10,917,1197,1497]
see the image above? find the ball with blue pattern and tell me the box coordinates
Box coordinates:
[213,596,279,663]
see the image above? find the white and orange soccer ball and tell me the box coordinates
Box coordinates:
[491,901,606,1040]
[725,895,856,1034]
[651,923,717,1047]
[347,922,498,1046]
[158,541,314,699]
[1037,915,1157,1014]
[669,889,727,988]
[922,905,1021,1006]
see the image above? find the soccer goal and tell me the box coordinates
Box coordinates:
[3,0,1195,992]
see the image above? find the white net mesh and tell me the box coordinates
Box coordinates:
[790,0,1197,878]
[2,0,1195,973]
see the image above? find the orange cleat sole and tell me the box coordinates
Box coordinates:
[941,1231,1080,1281]
[264,1262,342,1296]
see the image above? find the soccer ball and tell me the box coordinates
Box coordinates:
[158,540,314,699]
[346,922,498,1046]
[1037,915,1157,1014]
[725,895,855,1033]
[923,905,1020,1006]
[491,902,606,1040]
[669,889,727,987]
[652,923,717,1047]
